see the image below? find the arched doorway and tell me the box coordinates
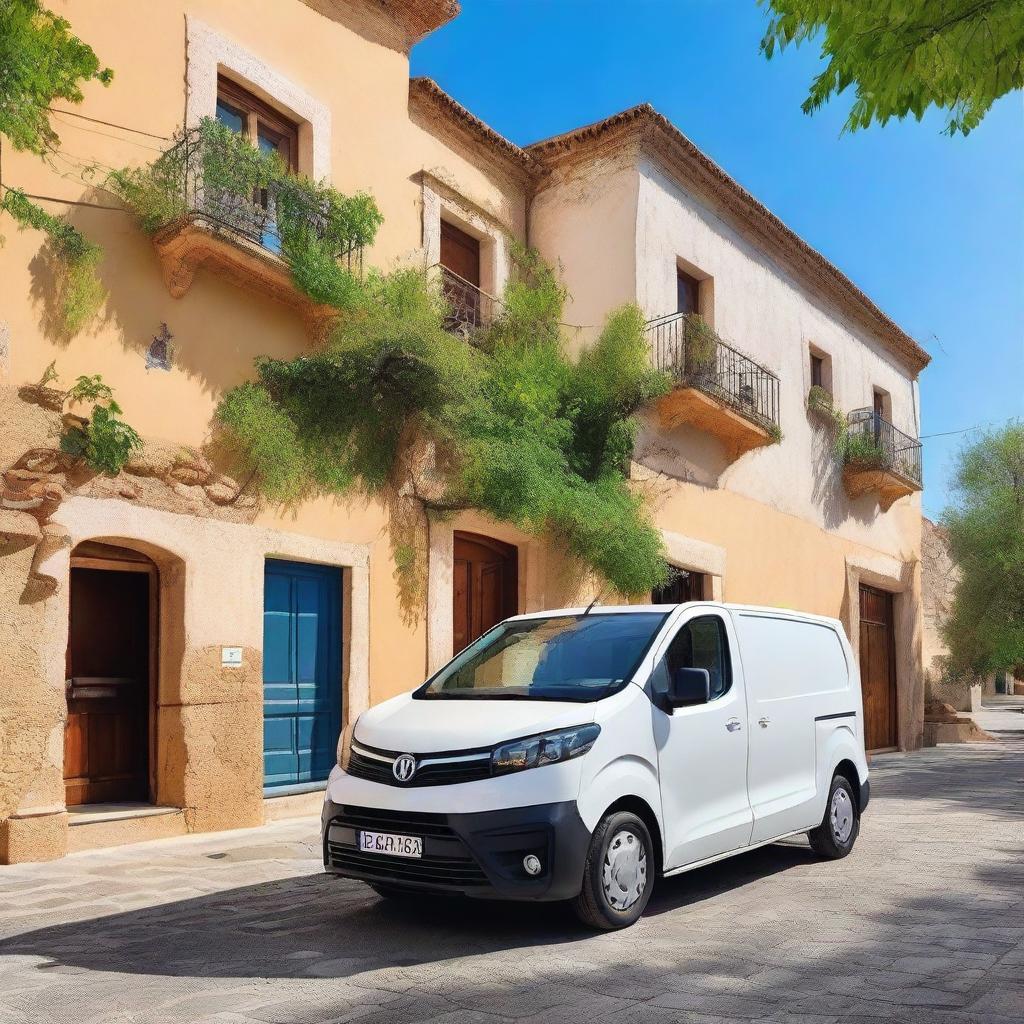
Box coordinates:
[453,532,518,654]
[64,542,157,806]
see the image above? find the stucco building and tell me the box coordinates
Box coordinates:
[0,0,929,863]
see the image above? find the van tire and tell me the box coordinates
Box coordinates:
[572,810,654,930]
[808,773,859,859]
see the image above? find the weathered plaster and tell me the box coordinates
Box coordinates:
[660,529,726,601]
[0,323,10,382]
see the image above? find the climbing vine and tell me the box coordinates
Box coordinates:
[0,188,105,334]
[217,248,673,598]
[110,120,674,596]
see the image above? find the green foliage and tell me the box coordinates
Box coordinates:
[941,422,1024,675]
[65,372,113,405]
[108,118,383,307]
[215,382,307,503]
[683,314,717,376]
[217,250,673,596]
[841,428,888,469]
[60,373,141,474]
[0,0,112,155]
[807,384,833,415]
[0,188,105,332]
[760,0,1024,136]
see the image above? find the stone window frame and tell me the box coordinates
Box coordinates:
[661,530,726,603]
[185,17,331,181]
[421,174,511,301]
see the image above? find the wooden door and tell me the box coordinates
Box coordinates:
[64,567,152,805]
[859,584,898,750]
[263,560,343,790]
[453,532,517,655]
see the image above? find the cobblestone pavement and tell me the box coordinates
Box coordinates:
[1,715,1022,1024]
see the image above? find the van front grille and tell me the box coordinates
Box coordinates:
[346,742,492,788]
[326,805,489,889]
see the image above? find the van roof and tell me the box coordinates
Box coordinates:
[507,602,845,631]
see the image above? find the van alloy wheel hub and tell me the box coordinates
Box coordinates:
[830,788,854,844]
[602,829,647,910]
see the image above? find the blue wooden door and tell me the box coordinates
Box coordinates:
[263,559,342,791]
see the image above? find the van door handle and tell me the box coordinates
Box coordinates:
[758,717,771,728]
[726,718,742,732]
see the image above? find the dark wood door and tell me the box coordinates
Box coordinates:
[859,584,897,750]
[453,532,517,655]
[64,567,151,805]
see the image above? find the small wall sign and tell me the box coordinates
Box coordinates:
[221,647,243,668]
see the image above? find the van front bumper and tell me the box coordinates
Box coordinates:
[321,798,591,901]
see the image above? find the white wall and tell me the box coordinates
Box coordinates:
[634,156,922,554]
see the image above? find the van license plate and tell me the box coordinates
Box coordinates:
[359,830,423,858]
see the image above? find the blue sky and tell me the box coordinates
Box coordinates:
[410,0,1024,519]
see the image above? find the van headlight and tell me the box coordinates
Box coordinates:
[337,717,359,770]
[491,724,601,776]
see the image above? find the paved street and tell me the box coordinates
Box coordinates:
[1,712,1022,1024]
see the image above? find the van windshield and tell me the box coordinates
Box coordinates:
[417,613,669,702]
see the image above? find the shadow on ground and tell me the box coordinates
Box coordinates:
[0,842,817,982]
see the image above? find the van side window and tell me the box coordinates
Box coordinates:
[663,616,732,700]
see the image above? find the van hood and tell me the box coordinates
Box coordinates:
[353,692,596,753]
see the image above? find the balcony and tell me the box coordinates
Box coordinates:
[150,132,362,334]
[435,265,498,343]
[646,312,781,460]
[842,408,923,510]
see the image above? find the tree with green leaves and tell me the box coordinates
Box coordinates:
[0,0,111,331]
[760,1,1024,135]
[0,0,112,154]
[941,422,1024,676]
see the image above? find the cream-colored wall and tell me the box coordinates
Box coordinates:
[635,159,921,545]
[528,150,640,356]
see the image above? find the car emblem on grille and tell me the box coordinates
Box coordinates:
[393,753,417,783]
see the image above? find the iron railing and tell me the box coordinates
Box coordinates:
[646,311,780,432]
[845,408,923,486]
[173,129,363,272]
[437,265,498,335]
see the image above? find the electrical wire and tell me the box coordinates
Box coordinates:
[45,106,171,142]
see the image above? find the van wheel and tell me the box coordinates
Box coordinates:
[808,773,859,859]
[572,811,654,930]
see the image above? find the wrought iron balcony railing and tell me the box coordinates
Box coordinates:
[173,130,363,272]
[646,312,780,432]
[437,265,498,335]
[845,408,923,486]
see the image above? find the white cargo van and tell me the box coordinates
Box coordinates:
[322,603,869,929]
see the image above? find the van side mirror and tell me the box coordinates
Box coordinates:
[669,667,710,708]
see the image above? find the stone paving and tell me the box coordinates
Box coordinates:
[1,711,1022,1024]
